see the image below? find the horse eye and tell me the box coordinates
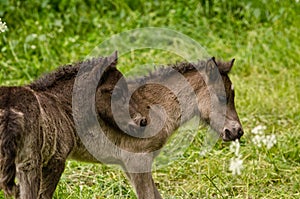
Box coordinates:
[218,95,227,104]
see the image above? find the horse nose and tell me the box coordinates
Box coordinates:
[223,126,244,141]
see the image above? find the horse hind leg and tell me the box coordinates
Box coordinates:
[16,158,42,199]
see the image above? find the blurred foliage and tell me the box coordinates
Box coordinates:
[0,0,299,198]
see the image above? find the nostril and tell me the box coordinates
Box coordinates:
[237,129,244,137]
[224,129,231,137]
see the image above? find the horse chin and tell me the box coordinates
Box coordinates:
[221,137,233,142]
[220,132,240,142]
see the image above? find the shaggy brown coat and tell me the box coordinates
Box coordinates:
[0,52,243,199]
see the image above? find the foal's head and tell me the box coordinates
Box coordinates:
[193,58,243,141]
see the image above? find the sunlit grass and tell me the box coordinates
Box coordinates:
[0,0,299,198]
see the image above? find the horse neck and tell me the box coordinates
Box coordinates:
[170,69,206,124]
[132,69,204,129]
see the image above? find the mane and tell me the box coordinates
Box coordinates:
[29,63,79,91]
[127,60,206,84]
[29,58,105,91]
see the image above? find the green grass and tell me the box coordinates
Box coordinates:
[0,0,299,198]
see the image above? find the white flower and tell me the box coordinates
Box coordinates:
[263,134,277,149]
[229,139,240,156]
[229,155,243,175]
[0,18,8,33]
[252,133,276,149]
[229,140,243,175]
[251,125,266,135]
[252,134,264,147]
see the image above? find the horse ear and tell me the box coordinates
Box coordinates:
[100,51,118,75]
[206,57,219,82]
[92,51,118,74]
[107,50,118,68]
[217,58,235,74]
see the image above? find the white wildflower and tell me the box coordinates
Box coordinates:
[229,139,243,175]
[251,125,266,135]
[252,134,264,147]
[229,139,240,156]
[229,155,243,175]
[263,134,277,149]
[0,18,8,33]
[251,124,276,149]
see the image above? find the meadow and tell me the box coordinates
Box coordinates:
[0,0,299,198]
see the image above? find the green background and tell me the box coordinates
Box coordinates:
[0,0,299,198]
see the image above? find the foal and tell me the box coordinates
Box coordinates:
[0,52,243,199]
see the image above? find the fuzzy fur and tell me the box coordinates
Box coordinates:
[0,53,242,199]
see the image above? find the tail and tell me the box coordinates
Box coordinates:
[0,108,24,196]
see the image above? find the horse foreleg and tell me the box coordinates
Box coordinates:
[38,156,66,199]
[126,172,162,199]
